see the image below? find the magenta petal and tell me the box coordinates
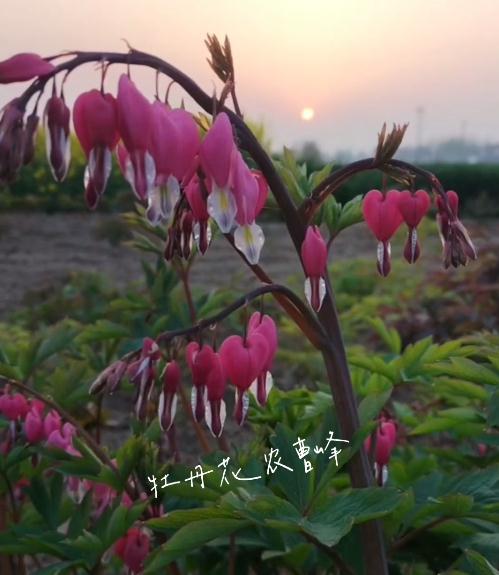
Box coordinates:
[117,74,153,152]
[73,90,119,157]
[363,190,403,242]
[301,226,328,277]
[200,112,235,187]
[233,151,259,225]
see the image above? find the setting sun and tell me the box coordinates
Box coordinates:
[301,107,315,121]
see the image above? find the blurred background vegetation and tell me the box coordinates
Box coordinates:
[1,133,499,217]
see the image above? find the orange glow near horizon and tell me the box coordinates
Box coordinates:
[1,0,499,153]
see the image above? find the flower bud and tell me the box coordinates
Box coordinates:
[248,312,278,405]
[158,360,181,431]
[0,99,25,183]
[0,53,54,84]
[205,353,226,437]
[301,225,328,311]
[398,190,430,263]
[44,92,71,182]
[22,113,39,166]
[25,405,45,443]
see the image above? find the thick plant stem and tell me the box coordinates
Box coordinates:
[319,288,388,574]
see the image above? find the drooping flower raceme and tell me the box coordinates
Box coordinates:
[73,89,120,208]
[116,74,156,202]
[44,90,71,182]
[301,225,328,311]
[397,189,431,263]
[362,189,403,276]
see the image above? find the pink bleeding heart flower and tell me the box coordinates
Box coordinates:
[158,360,181,432]
[0,391,29,421]
[46,422,79,456]
[200,112,238,233]
[232,151,265,265]
[128,338,160,422]
[148,106,200,226]
[147,102,180,225]
[301,225,328,311]
[0,53,55,84]
[205,353,227,437]
[186,342,217,422]
[43,409,62,438]
[220,333,268,425]
[89,481,117,518]
[115,527,150,574]
[248,312,278,405]
[168,108,200,184]
[116,74,156,201]
[185,176,211,254]
[73,90,119,208]
[436,190,477,268]
[44,90,71,182]
[25,405,45,443]
[364,418,397,486]
[0,99,26,184]
[397,190,431,263]
[362,190,403,276]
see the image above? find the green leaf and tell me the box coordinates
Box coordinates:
[410,417,459,436]
[34,325,78,366]
[464,549,499,575]
[144,519,250,572]
[367,317,402,354]
[337,195,364,232]
[76,320,129,344]
[427,357,499,386]
[268,424,313,511]
[488,391,499,427]
[147,507,237,531]
[303,487,402,546]
[32,560,86,575]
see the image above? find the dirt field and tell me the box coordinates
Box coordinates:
[0,212,495,320]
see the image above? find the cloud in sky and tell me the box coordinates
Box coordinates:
[2,0,499,154]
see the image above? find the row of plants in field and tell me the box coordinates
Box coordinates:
[1,133,498,217]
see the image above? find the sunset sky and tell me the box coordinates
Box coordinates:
[1,0,499,155]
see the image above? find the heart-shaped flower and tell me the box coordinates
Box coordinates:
[397,190,431,263]
[362,190,403,276]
